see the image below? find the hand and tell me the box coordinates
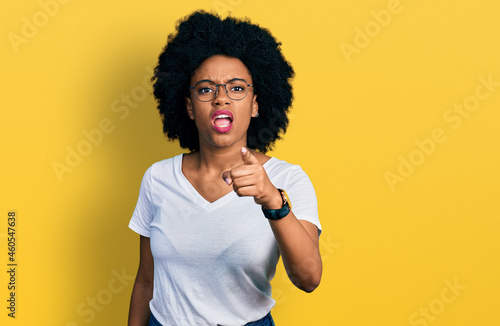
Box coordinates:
[222,147,282,209]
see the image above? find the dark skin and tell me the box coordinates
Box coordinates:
[128,55,322,326]
[128,236,153,326]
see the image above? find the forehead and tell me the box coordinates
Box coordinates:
[192,55,252,82]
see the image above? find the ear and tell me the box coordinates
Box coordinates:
[185,97,194,120]
[251,94,259,117]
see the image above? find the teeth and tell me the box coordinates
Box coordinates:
[215,114,231,120]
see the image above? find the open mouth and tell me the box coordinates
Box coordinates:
[212,110,234,133]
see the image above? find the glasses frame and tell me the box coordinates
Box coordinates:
[189,78,254,102]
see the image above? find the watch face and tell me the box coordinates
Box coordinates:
[279,189,292,209]
[262,203,290,220]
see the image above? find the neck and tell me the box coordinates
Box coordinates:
[194,141,247,173]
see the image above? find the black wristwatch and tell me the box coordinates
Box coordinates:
[262,189,292,220]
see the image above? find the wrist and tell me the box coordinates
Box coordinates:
[261,188,292,220]
[261,188,283,210]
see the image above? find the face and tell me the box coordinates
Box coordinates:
[185,55,259,150]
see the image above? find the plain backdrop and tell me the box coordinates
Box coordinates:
[1,0,499,325]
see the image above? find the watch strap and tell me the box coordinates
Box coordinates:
[261,189,291,220]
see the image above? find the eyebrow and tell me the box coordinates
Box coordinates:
[194,78,249,84]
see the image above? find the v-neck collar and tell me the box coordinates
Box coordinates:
[175,154,276,211]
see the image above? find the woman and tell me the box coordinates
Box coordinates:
[128,11,322,326]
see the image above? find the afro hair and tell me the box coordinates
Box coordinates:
[151,11,294,153]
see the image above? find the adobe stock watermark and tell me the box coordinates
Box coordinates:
[385,73,499,192]
[340,0,404,63]
[408,278,467,326]
[247,116,287,150]
[213,0,245,16]
[7,0,72,54]
[274,234,339,305]
[65,267,135,326]
[51,66,154,182]
[66,267,135,326]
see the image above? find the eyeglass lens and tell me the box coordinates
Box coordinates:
[193,79,249,101]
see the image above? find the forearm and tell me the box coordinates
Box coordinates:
[269,211,322,292]
[224,148,322,291]
[128,279,153,326]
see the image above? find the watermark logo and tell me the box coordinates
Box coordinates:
[384,128,447,191]
[8,0,72,54]
[340,0,403,63]
[51,65,154,182]
[385,73,499,191]
[408,278,467,326]
[443,74,500,130]
[213,0,244,16]
[65,267,135,325]
[275,234,339,305]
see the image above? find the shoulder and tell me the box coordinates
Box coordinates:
[263,156,308,181]
[137,154,184,186]
[148,154,183,173]
[253,151,299,172]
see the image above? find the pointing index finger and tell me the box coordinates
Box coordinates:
[241,147,260,165]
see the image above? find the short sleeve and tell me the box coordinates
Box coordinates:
[128,166,154,237]
[284,167,322,238]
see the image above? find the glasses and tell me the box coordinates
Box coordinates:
[189,78,253,102]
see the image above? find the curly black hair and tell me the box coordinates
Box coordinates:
[151,11,294,153]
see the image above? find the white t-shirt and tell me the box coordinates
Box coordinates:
[129,154,321,326]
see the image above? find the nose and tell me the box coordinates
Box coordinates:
[213,84,230,105]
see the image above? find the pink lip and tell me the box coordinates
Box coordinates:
[211,110,234,133]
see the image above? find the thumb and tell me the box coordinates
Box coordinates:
[221,171,232,185]
[241,147,259,165]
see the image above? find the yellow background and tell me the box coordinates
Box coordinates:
[1,0,499,325]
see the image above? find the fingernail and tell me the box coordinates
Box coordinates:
[241,147,247,154]
[225,177,231,185]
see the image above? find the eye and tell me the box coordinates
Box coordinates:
[230,85,245,92]
[198,87,214,94]
[228,80,247,93]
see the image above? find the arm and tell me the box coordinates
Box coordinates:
[268,208,322,292]
[128,235,154,326]
[223,147,322,292]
